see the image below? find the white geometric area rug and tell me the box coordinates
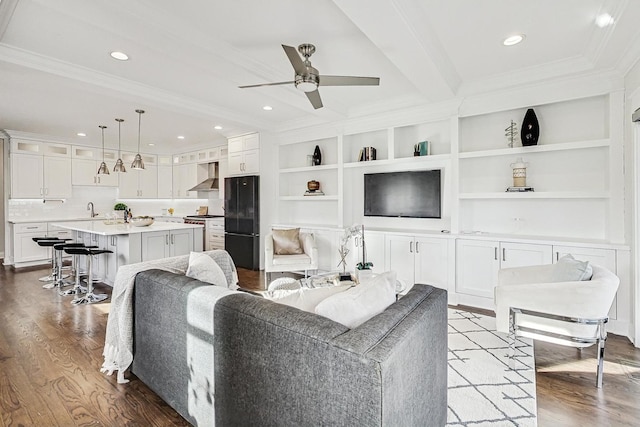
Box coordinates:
[447,309,537,427]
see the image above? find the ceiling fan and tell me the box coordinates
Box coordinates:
[239,44,380,109]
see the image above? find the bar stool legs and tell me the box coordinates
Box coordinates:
[69,249,110,305]
[59,251,88,297]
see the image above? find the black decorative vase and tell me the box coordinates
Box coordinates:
[521,108,539,146]
[312,145,322,166]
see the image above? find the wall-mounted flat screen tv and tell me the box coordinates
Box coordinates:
[364,170,441,218]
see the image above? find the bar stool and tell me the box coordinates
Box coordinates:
[51,242,86,291]
[33,238,71,288]
[32,237,67,282]
[63,247,112,305]
[60,244,98,297]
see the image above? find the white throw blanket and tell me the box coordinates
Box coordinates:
[101,250,239,384]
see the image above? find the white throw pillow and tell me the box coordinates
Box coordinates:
[186,251,228,288]
[263,284,352,313]
[315,271,397,328]
[551,254,593,282]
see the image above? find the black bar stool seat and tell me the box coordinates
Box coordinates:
[35,238,71,287]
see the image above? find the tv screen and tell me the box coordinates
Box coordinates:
[364,170,441,218]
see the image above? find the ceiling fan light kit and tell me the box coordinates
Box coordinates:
[239,43,380,109]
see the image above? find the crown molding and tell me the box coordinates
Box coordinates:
[0,0,19,41]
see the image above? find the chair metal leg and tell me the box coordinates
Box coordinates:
[596,321,607,388]
[60,254,87,296]
[508,307,516,370]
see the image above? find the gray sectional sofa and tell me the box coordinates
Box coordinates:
[131,269,448,426]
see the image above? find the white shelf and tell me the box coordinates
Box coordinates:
[279,164,339,174]
[344,153,450,168]
[459,191,609,200]
[458,139,610,159]
[279,195,339,201]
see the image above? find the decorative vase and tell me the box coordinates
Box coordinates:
[521,108,539,146]
[312,145,322,166]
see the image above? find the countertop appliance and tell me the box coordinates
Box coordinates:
[224,175,259,270]
[183,215,225,251]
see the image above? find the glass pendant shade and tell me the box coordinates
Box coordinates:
[131,109,145,170]
[97,125,110,175]
[114,118,126,172]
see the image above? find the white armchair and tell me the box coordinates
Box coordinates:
[264,231,318,284]
[494,263,619,388]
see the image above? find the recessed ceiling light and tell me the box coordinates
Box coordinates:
[503,34,525,46]
[148,143,155,147]
[110,51,129,61]
[177,135,185,140]
[214,125,223,130]
[77,132,86,137]
[596,13,614,28]
[263,105,273,111]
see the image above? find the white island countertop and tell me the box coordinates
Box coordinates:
[49,220,204,236]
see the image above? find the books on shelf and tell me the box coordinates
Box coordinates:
[506,186,534,192]
[304,190,325,196]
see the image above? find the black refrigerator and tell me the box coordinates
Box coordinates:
[224,175,260,270]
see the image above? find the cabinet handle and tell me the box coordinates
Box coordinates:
[26,226,38,229]
[556,251,559,261]
[494,247,498,261]
[415,241,419,253]
[409,241,413,253]
[171,234,175,245]
[97,176,100,184]
[166,235,169,245]
[502,248,506,262]
[44,188,49,195]
[93,176,96,184]
[40,188,43,196]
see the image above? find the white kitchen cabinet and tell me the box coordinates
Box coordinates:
[102,234,138,285]
[456,239,552,299]
[141,229,195,261]
[73,158,119,187]
[11,153,72,198]
[12,222,49,264]
[158,164,173,198]
[228,133,259,176]
[386,234,449,290]
[172,163,198,198]
[119,166,158,199]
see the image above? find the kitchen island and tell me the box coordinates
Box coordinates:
[49,221,204,286]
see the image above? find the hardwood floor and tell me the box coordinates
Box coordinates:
[1,265,639,426]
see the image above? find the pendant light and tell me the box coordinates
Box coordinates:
[113,118,126,172]
[131,109,145,170]
[97,125,110,175]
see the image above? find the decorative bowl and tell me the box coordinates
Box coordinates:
[130,216,155,227]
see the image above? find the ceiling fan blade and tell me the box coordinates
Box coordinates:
[282,45,307,75]
[306,90,323,109]
[319,75,380,87]
[238,81,294,89]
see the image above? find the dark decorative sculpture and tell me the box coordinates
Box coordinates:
[521,108,539,146]
[312,145,322,165]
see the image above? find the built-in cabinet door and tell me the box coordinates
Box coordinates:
[43,157,72,198]
[170,229,193,257]
[228,152,243,175]
[362,231,385,273]
[157,165,173,198]
[11,154,44,198]
[13,230,49,262]
[96,170,119,187]
[414,238,449,290]
[118,169,139,198]
[456,239,500,299]
[184,164,198,198]
[72,158,98,186]
[500,242,552,269]
[386,235,415,287]
[242,149,260,174]
[141,231,170,261]
[140,165,158,198]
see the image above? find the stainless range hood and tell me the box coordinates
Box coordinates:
[189,162,219,191]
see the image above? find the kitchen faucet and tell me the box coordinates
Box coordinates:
[87,202,97,218]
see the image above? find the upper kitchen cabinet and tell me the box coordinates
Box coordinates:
[117,152,158,198]
[157,156,173,199]
[228,133,259,176]
[71,146,119,187]
[172,154,198,199]
[10,139,72,199]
